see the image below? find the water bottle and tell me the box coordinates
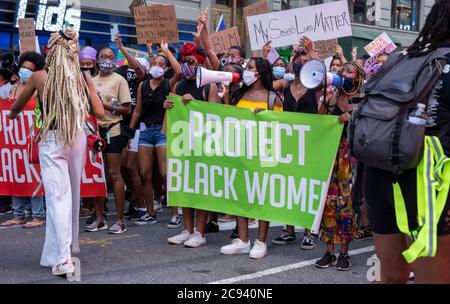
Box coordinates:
[407,103,427,125]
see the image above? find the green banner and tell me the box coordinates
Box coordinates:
[166,96,343,230]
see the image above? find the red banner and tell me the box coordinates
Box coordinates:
[0,99,107,197]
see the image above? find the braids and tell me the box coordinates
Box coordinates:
[42,28,90,146]
[341,62,366,95]
[406,0,450,56]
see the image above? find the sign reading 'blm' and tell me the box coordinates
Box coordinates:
[208,27,241,54]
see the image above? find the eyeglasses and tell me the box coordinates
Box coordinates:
[182,58,197,64]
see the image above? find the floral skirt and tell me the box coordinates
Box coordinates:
[320,138,358,245]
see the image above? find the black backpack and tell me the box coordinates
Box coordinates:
[349,47,450,174]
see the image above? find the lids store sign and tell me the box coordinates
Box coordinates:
[15,0,81,32]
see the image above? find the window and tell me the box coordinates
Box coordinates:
[347,0,376,26]
[391,0,420,31]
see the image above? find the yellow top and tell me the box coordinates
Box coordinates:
[236,99,283,112]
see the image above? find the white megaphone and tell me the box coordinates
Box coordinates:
[196,67,241,88]
[299,59,351,90]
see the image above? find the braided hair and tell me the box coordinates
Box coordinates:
[406,0,450,56]
[341,62,366,95]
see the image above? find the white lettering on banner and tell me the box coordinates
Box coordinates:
[15,0,81,32]
[288,176,307,212]
[205,114,222,156]
[210,165,223,197]
[81,152,106,184]
[1,110,34,145]
[0,148,40,183]
[247,0,352,50]
[244,171,269,205]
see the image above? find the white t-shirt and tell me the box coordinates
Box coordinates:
[0,82,11,99]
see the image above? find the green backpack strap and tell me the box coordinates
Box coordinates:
[393,136,450,263]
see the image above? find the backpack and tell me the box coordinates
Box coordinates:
[349,47,450,174]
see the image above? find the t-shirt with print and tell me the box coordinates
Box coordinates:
[93,72,131,137]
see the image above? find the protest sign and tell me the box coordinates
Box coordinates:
[364,32,396,57]
[247,0,352,50]
[115,46,150,67]
[134,5,179,44]
[314,38,338,59]
[129,0,146,16]
[166,96,342,232]
[18,18,36,53]
[0,99,107,197]
[208,27,241,54]
[243,0,268,35]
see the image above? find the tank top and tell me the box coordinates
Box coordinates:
[175,78,210,101]
[283,82,317,114]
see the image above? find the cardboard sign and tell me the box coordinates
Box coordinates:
[129,0,147,16]
[208,27,241,54]
[18,18,36,53]
[364,32,396,57]
[243,0,268,35]
[314,39,338,60]
[247,0,352,51]
[134,5,179,44]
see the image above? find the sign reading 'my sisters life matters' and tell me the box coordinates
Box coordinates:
[243,0,268,35]
[0,99,107,197]
[134,5,179,44]
[208,27,241,54]
[246,0,352,50]
[166,96,343,232]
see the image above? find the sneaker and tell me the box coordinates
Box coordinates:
[220,238,251,255]
[335,253,351,271]
[154,200,163,213]
[167,215,182,229]
[249,239,267,259]
[85,219,108,232]
[124,204,137,217]
[272,232,296,245]
[108,220,127,234]
[205,221,219,233]
[300,234,316,250]
[315,252,337,268]
[86,212,107,225]
[230,227,239,239]
[168,230,192,245]
[128,209,147,221]
[134,213,157,225]
[52,259,74,276]
[184,231,206,248]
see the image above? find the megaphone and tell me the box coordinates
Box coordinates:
[196,67,241,88]
[299,59,352,90]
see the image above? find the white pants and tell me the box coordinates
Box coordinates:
[39,130,87,268]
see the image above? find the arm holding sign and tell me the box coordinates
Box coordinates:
[198,9,221,71]
[160,40,182,90]
[114,32,146,81]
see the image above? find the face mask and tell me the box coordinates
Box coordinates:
[181,63,197,79]
[81,67,95,75]
[19,68,33,84]
[150,66,165,79]
[243,70,258,86]
[272,66,286,79]
[10,79,18,85]
[292,63,302,75]
[284,73,295,81]
[98,59,115,74]
[342,77,354,92]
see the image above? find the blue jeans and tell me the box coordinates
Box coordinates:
[139,124,167,148]
[12,196,45,219]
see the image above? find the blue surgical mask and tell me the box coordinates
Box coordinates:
[272,66,286,79]
[19,67,33,84]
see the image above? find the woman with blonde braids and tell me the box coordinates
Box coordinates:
[9,28,104,276]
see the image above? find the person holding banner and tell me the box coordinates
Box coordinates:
[9,28,105,276]
[165,41,221,248]
[315,62,366,271]
[219,57,283,259]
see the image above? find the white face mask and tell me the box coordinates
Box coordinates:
[149,66,165,79]
[243,70,258,86]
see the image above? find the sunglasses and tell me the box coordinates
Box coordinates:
[181,58,197,64]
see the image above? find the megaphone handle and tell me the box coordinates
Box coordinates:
[321,71,332,114]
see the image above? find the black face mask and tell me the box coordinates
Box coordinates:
[292,63,302,75]
[81,67,95,75]
[342,77,354,92]
[10,79,18,85]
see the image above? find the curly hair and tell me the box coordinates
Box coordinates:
[19,51,46,71]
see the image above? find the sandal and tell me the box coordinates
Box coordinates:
[1,218,26,227]
[356,226,373,240]
[23,218,46,229]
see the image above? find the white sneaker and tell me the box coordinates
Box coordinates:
[154,200,163,213]
[184,231,206,248]
[168,230,191,245]
[52,259,75,276]
[177,207,183,216]
[249,239,267,259]
[220,238,251,255]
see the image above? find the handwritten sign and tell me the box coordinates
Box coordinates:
[18,18,36,53]
[208,27,241,54]
[243,0,268,35]
[314,39,338,60]
[364,32,396,57]
[134,5,179,44]
[129,0,147,16]
[247,1,352,51]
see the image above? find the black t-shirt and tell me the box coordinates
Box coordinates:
[283,82,317,114]
[140,79,170,126]
[175,77,210,101]
[426,51,450,155]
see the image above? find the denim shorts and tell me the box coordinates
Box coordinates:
[138,124,167,148]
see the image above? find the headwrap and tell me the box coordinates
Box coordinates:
[79,46,97,61]
[136,57,150,74]
[180,42,206,64]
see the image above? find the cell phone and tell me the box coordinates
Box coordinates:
[110,24,119,42]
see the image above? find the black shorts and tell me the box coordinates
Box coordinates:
[103,135,127,154]
[363,166,450,236]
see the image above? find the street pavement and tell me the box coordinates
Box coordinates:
[0,203,375,284]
